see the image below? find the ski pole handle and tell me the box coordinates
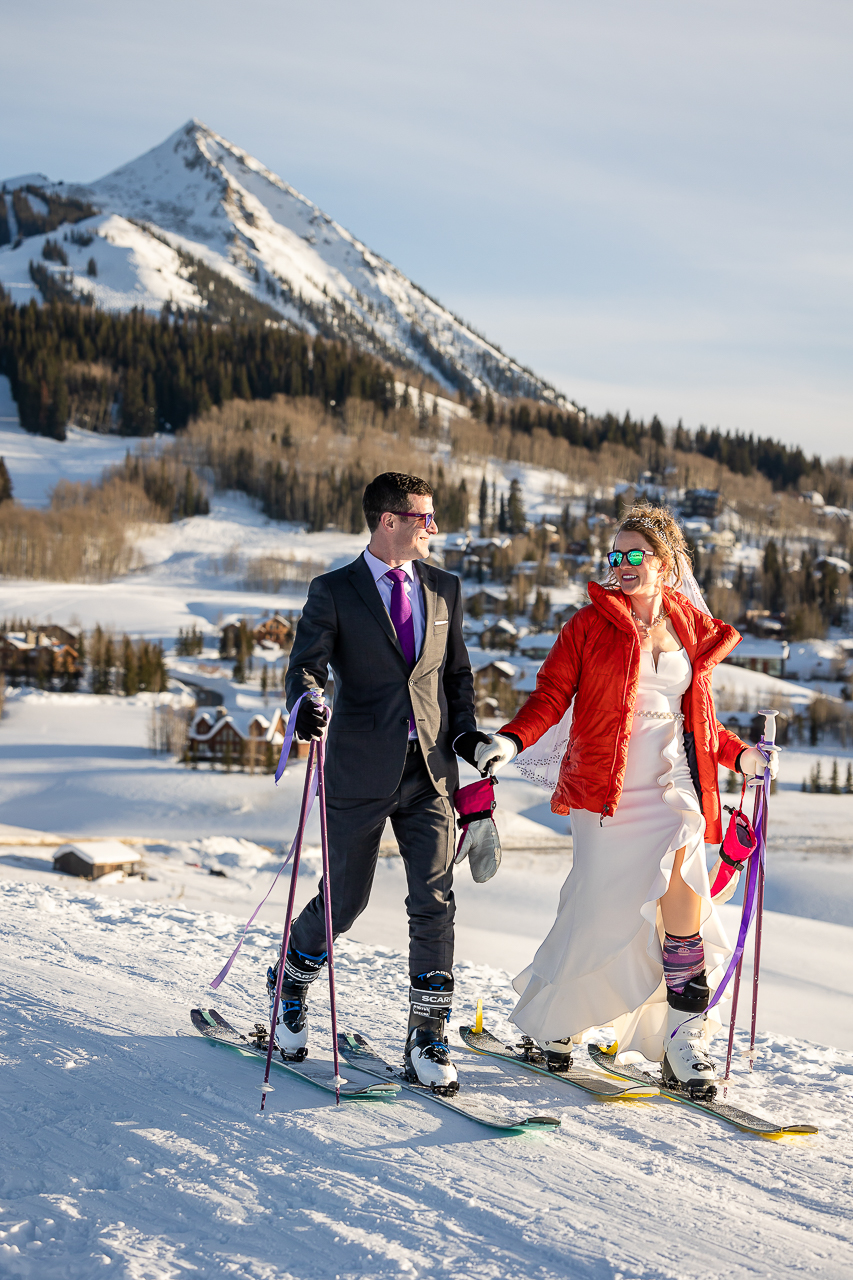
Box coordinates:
[757,708,778,747]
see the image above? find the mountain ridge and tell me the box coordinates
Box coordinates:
[0,119,570,406]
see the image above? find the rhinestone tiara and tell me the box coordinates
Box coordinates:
[620,513,670,547]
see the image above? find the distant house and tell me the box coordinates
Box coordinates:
[473,660,520,719]
[516,632,559,661]
[442,534,469,573]
[187,706,294,769]
[465,587,509,615]
[553,603,581,628]
[254,614,293,650]
[54,840,141,881]
[479,619,518,652]
[682,489,721,519]
[784,641,845,682]
[0,631,81,687]
[724,637,789,679]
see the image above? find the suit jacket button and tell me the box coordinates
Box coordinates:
[409,680,413,686]
[400,716,408,724]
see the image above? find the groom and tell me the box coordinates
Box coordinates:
[273,472,483,1091]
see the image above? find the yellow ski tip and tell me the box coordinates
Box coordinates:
[474,998,483,1035]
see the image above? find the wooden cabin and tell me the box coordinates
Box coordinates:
[53,840,141,881]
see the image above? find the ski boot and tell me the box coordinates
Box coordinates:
[516,1034,574,1072]
[403,970,459,1095]
[540,1037,574,1073]
[266,946,326,1061]
[661,972,717,1100]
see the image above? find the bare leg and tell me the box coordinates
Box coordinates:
[659,846,701,936]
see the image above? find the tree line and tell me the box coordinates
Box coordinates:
[0,292,397,441]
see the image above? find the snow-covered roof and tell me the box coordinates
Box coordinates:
[517,633,559,652]
[483,619,518,637]
[476,660,518,678]
[728,637,789,658]
[54,840,141,866]
[190,707,284,743]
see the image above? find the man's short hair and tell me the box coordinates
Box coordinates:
[363,472,433,533]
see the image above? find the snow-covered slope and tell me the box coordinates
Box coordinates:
[1,877,851,1280]
[0,120,567,403]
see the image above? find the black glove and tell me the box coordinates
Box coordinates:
[453,731,491,768]
[294,697,326,740]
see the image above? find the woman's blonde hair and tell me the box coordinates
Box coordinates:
[608,504,691,590]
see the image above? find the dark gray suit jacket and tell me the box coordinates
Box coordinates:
[285,553,477,799]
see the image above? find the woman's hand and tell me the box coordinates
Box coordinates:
[738,745,780,780]
[475,733,518,776]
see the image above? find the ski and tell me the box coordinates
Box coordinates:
[587,1044,818,1137]
[189,1009,400,1102]
[338,1031,561,1133]
[459,1026,659,1100]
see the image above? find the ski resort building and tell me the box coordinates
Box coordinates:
[186,706,298,770]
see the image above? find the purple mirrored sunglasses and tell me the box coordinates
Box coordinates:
[387,510,436,530]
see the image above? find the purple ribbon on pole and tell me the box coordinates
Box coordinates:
[210,693,325,989]
[706,748,771,1014]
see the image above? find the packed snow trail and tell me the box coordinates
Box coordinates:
[1,881,852,1279]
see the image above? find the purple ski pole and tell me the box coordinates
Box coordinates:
[746,709,777,1074]
[723,952,743,1085]
[261,737,318,1113]
[316,729,342,1105]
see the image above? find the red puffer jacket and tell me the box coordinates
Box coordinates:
[501,582,748,842]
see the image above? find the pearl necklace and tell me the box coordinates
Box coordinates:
[631,604,669,638]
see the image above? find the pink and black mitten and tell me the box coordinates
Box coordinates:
[709,798,757,904]
[453,777,501,883]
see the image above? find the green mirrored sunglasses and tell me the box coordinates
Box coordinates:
[608,549,656,568]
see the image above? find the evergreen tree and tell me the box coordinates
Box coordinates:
[87,257,97,278]
[846,762,853,794]
[830,759,840,794]
[121,635,139,696]
[478,475,488,535]
[0,457,12,504]
[507,479,526,534]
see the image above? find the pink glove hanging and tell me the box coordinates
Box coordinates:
[709,782,757,904]
[453,777,501,883]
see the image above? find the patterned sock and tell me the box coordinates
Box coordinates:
[662,931,705,994]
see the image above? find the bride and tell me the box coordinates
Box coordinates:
[476,505,778,1092]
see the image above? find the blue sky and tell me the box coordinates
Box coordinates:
[2,0,851,455]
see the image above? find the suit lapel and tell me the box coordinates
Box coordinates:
[412,562,437,674]
[348,554,406,662]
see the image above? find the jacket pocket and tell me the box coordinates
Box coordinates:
[332,713,374,732]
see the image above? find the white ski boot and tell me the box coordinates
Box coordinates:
[538,1037,574,1073]
[404,971,459,1095]
[662,1006,717,1099]
[266,947,325,1061]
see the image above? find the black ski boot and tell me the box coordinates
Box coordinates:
[403,970,459,1095]
[266,946,326,1061]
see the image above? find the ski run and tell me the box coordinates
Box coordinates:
[1,878,852,1280]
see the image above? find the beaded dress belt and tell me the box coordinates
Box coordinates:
[634,710,684,721]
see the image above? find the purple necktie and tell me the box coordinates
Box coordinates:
[385,568,416,667]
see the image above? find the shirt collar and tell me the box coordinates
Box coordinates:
[364,546,415,584]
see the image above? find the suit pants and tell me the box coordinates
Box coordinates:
[290,745,456,975]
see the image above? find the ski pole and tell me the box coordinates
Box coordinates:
[261,737,317,1113]
[723,952,743,1085]
[316,727,342,1105]
[746,708,776,1073]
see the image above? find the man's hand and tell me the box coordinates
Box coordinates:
[738,745,780,780]
[474,733,518,776]
[294,696,327,741]
[453,731,491,768]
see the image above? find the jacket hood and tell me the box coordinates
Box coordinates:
[586,581,741,671]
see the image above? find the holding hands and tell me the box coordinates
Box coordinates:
[474,733,518,777]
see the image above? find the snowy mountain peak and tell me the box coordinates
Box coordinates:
[0,122,570,406]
